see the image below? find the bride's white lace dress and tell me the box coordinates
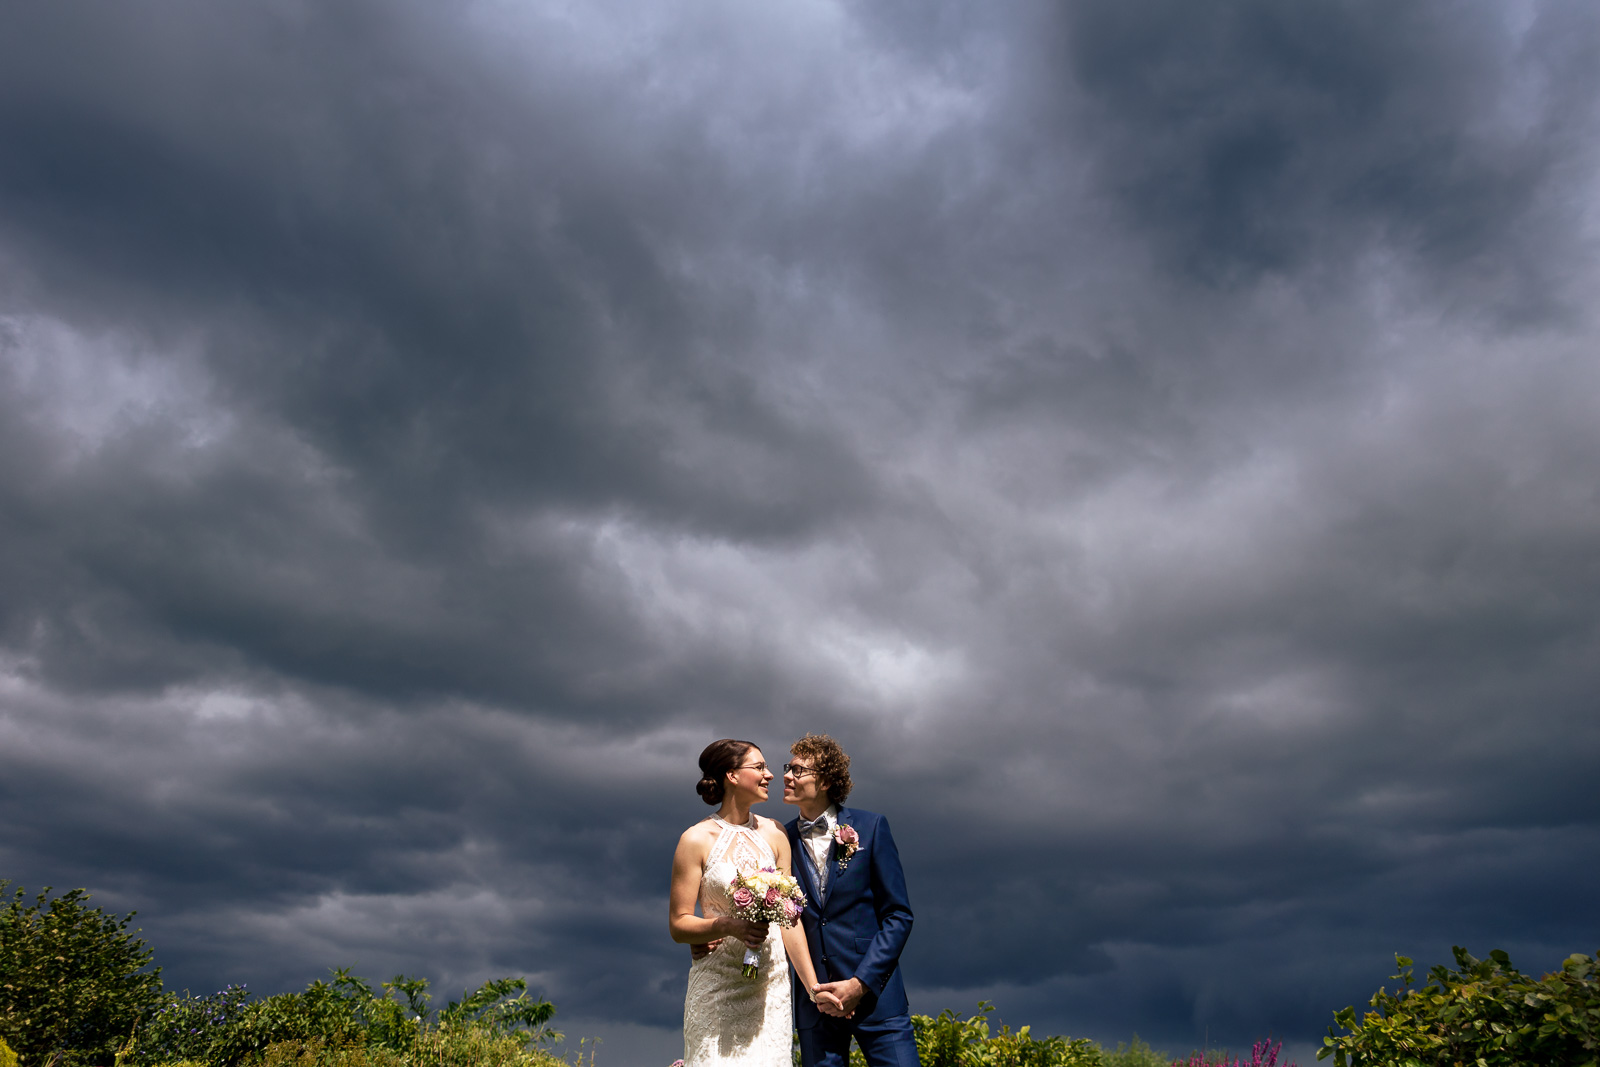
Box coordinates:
[683,814,794,1067]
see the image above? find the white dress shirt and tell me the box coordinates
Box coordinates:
[798,804,839,896]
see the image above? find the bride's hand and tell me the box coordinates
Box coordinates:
[722,918,769,949]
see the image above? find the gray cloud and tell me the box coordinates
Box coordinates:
[2,0,1599,1060]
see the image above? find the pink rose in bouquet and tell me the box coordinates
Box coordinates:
[731,886,755,909]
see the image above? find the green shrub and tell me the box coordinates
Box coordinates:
[400,1025,565,1067]
[436,977,556,1042]
[0,882,163,1067]
[246,1024,565,1067]
[1319,947,1600,1066]
[1101,1035,1171,1067]
[139,984,254,1065]
[251,1037,405,1067]
[132,970,557,1067]
[912,1003,1103,1067]
[180,975,369,1066]
[0,1036,18,1067]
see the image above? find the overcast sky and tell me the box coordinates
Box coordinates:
[3,0,1599,1061]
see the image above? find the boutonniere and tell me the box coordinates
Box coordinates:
[833,824,860,871]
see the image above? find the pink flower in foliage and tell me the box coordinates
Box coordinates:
[1171,1040,1291,1067]
[784,899,802,922]
[836,825,859,846]
[731,886,755,909]
[765,886,782,906]
[1247,1040,1286,1067]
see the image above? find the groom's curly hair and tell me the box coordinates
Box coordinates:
[790,733,851,806]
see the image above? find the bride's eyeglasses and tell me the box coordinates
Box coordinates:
[736,762,771,774]
[781,763,815,778]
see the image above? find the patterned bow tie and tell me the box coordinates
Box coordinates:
[798,815,830,836]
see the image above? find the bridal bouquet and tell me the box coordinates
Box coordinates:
[727,866,807,978]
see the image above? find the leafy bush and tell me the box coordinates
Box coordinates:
[132,970,556,1067]
[0,1036,17,1067]
[1319,947,1600,1066]
[436,977,556,1040]
[138,975,368,1067]
[251,1025,565,1067]
[139,985,255,1065]
[1101,1036,1170,1067]
[911,1003,1103,1067]
[395,1024,565,1067]
[0,882,163,1067]
[236,1029,565,1067]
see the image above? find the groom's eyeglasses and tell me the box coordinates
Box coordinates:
[781,763,815,778]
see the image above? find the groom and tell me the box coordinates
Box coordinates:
[782,733,921,1067]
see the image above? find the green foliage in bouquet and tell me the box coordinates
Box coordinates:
[0,882,163,1067]
[1319,947,1600,1067]
[911,1003,1103,1067]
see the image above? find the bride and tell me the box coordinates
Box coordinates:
[670,739,828,1066]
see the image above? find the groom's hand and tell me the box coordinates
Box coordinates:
[811,985,851,1018]
[689,939,722,960]
[814,977,867,1016]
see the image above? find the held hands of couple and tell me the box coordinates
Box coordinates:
[813,977,865,1017]
[809,982,852,1018]
[685,940,859,1019]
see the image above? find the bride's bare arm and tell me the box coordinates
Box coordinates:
[670,826,766,947]
[768,828,823,994]
[781,914,821,994]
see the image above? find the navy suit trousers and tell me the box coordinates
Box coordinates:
[799,1010,921,1067]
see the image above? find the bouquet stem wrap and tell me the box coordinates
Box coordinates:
[727,866,807,980]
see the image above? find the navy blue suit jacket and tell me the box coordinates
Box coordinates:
[787,807,914,1027]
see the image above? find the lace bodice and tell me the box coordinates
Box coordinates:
[682,813,792,1067]
[700,814,777,917]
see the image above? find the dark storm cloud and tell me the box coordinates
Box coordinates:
[1055,0,1600,300]
[3,0,1600,1060]
[0,0,876,539]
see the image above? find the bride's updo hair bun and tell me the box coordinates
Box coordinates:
[697,738,757,806]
